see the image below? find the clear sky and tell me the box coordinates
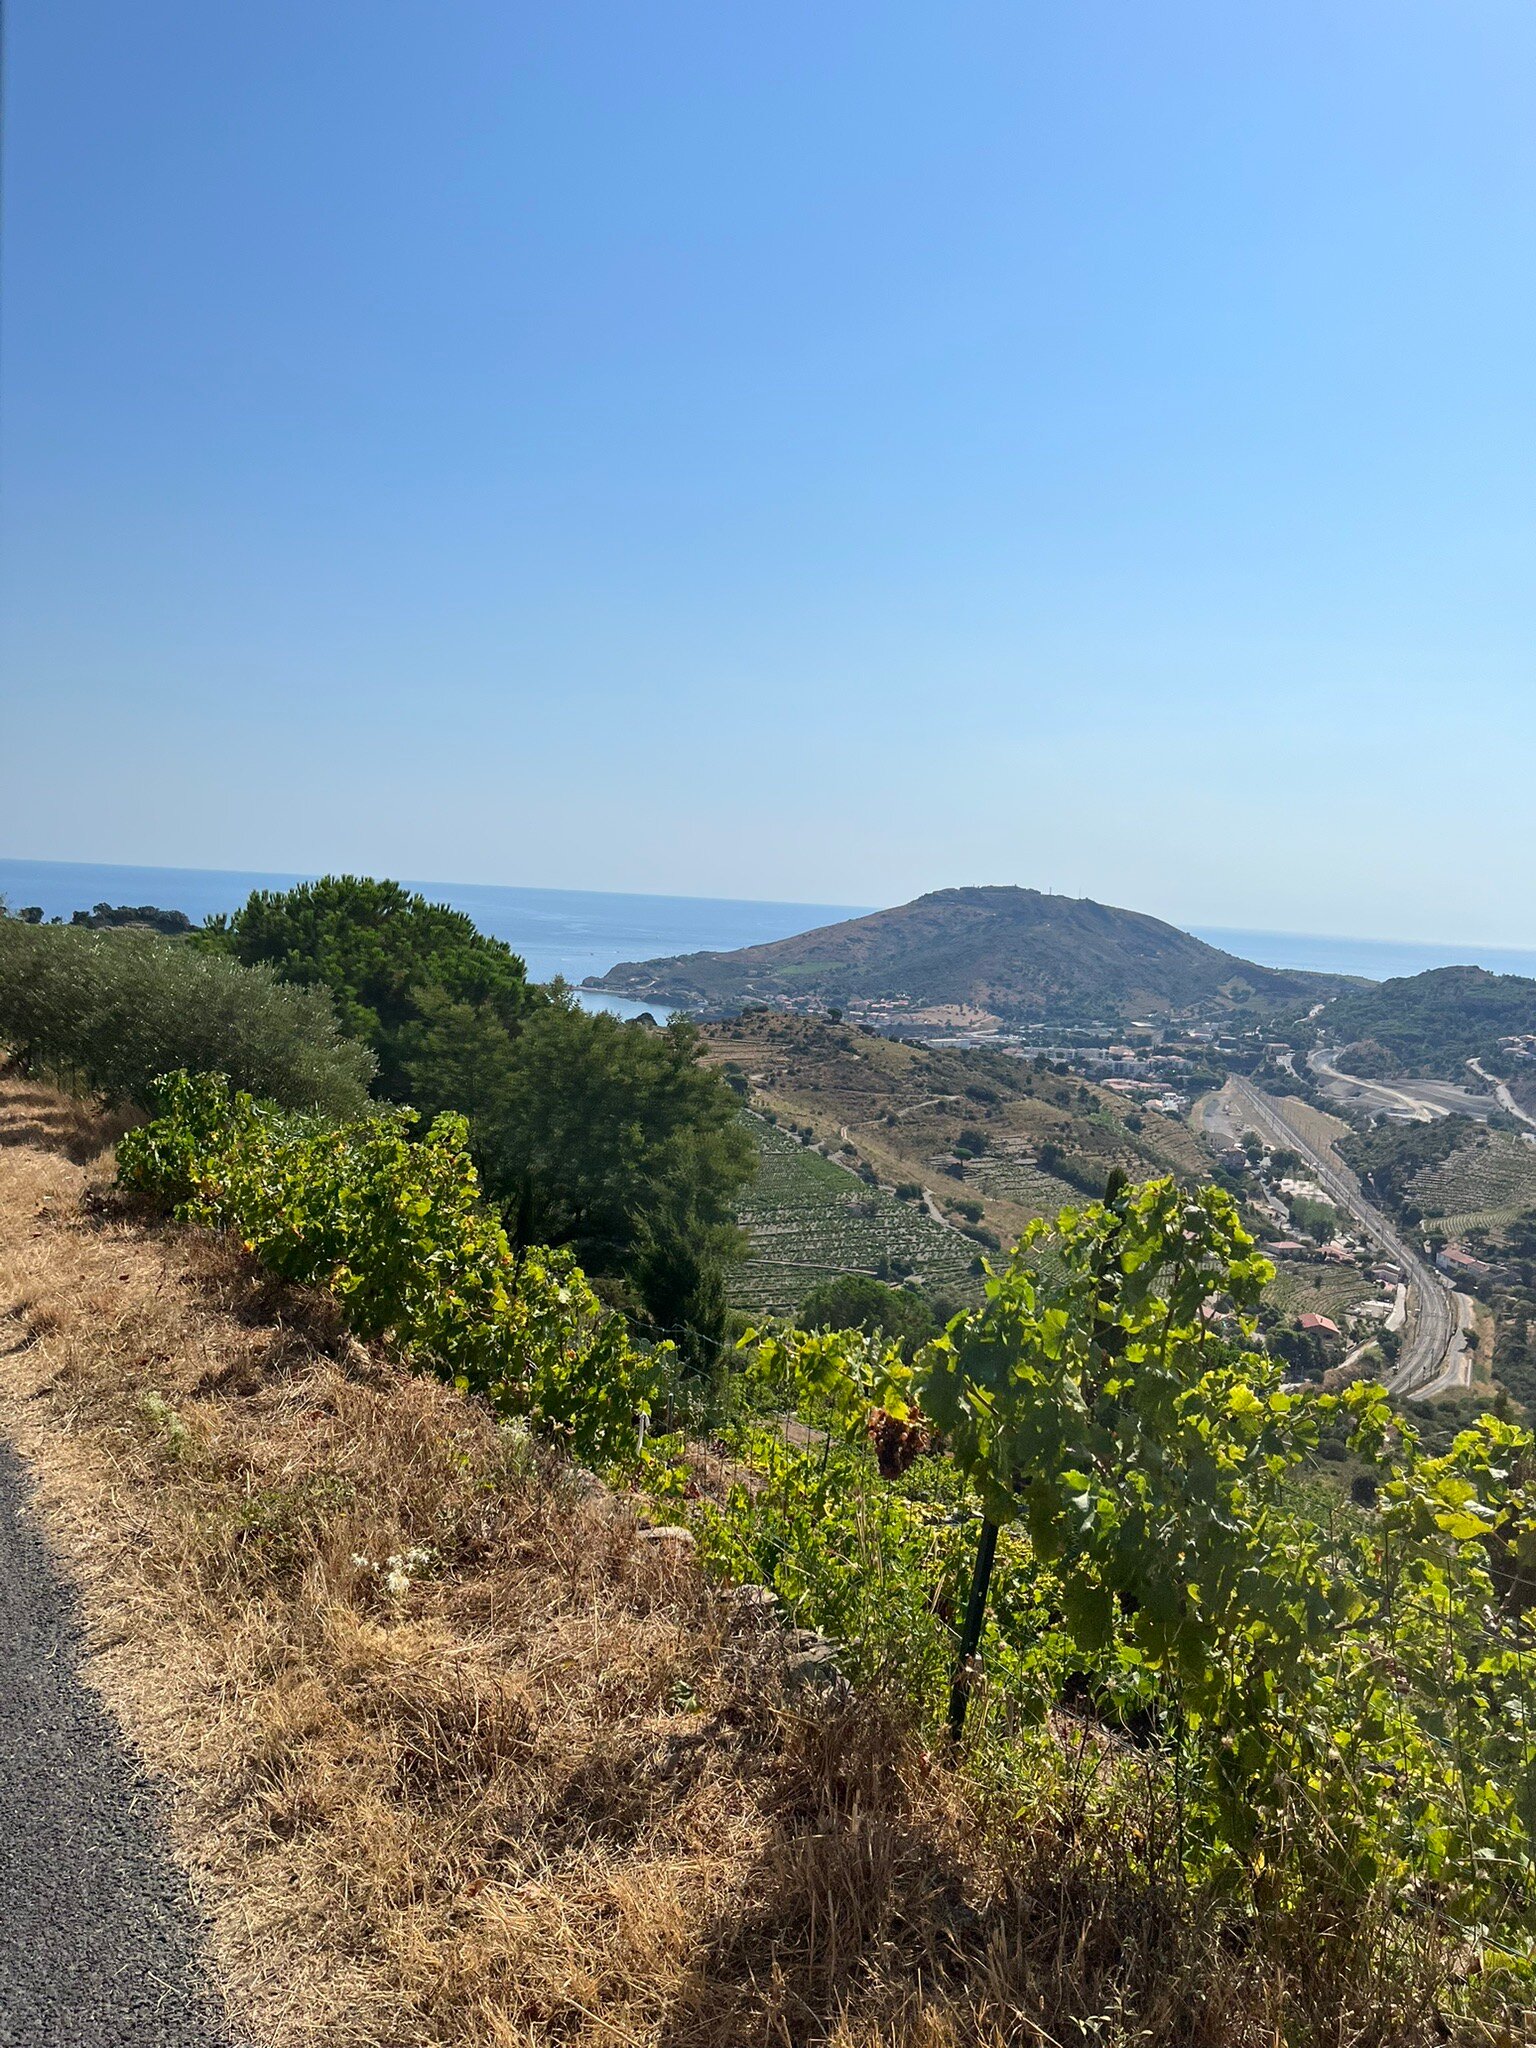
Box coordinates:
[3,2,1533,942]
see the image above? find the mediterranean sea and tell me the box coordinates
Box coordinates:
[5,860,1534,1004]
[1188,926,1536,984]
[0,858,867,1021]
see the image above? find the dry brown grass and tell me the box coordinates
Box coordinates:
[0,1070,139,1159]
[0,1079,1509,2048]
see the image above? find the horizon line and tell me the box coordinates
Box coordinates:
[2,852,1532,960]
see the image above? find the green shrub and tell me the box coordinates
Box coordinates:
[798,1272,937,1353]
[203,878,756,1344]
[0,917,374,1115]
[117,1071,659,1463]
[736,1178,1536,1941]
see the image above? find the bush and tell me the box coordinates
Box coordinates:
[0,917,374,1115]
[205,878,755,1345]
[398,991,754,1358]
[117,1072,659,1463]
[798,1272,937,1353]
[1036,1140,1111,1197]
[743,1179,1536,1942]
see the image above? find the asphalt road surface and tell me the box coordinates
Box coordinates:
[1467,1059,1536,1133]
[1229,1079,1456,1396]
[0,1442,235,2048]
[1308,1050,1496,1124]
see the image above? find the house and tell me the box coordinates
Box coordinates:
[1437,1246,1493,1281]
[1265,1239,1309,1256]
[1298,1313,1341,1338]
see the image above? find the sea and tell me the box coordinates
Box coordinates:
[4,858,1535,1006]
[0,857,867,1021]
[1187,927,1536,984]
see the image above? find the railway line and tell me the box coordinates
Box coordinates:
[1229,1078,1457,1395]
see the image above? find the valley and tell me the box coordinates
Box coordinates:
[698,1012,1209,1308]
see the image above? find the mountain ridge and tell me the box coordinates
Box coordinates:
[588,884,1353,1024]
[1318,963,1536,1079]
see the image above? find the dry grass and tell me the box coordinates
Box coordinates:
[0,1066,139,1159]
[0,1079,1510,2048]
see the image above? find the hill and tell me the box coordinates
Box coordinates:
[700,1013,1212,1268]
[589,886,1346,1027]
[1319,964,1536,1078]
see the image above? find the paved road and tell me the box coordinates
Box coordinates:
[1308,1050,1496,1124]
[1229,1079,1456,1396]
[1410,1290,1477,1400]
[0,1443,235,2048]
[1467,1058,1536,1133]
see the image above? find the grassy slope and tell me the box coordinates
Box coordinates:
[0,1078,1460,2048]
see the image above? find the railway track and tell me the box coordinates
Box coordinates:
[1229,1079,1456,1395]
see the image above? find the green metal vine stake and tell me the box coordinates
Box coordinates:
[947,1512,999,1745]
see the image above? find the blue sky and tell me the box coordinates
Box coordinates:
[3,2,1533,942]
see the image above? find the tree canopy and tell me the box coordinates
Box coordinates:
[204,877,755,1356]
[204,875,531,1094]
[798,1272,939,1353]
[398,987,754,1338]
[1320,965,1536,1077]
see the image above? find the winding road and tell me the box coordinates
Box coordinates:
[1308,1050,1497,1124]
[1466,1059,1536,1133]
[1228,1078,1459,1396]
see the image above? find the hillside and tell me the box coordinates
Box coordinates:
[729,1117,979,1314]
[1319,964,1536,1079]
[589,886,1346,1026]
[701,1013,1212,1265]
[4,1077,1489,2047]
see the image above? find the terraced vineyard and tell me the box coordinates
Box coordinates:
[1427,1207,1532,1240]
[964,1146,1088,1217]
[731,1119,978,1314]
[1263,1258,1382,1326]
[702,1016,1218,1291]
[1411,1129,1536,1232]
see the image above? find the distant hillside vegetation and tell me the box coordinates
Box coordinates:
[590,885,1346,1025]
[1320,965,1536,1077]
